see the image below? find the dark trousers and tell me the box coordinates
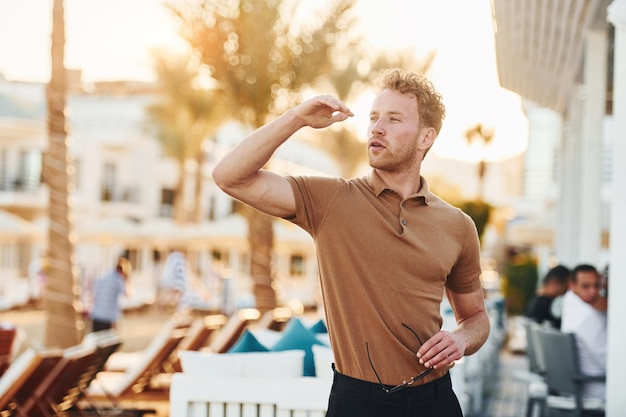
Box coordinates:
[326,368,463,417]
[92,319,113,333]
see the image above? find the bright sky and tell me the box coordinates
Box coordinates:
[0,0,527,162]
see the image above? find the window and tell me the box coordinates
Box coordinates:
[101,162,117,201]
[160,188,175,216]
[289,254,305,277]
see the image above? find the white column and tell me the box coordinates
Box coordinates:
[578,29,607,265]
[606,1,626,416]
[557,92,583,265]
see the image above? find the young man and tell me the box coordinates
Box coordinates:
[561,264,607,400]
[213,69,490,416]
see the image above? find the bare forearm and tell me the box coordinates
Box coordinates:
[417,302,490,370]
[452,309,490,356]
[213,95,352,192]
[212,109,304,191]
[212,96,352,216]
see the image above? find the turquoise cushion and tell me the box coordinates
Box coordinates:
[309,319,328,334]
[228,329,270,353]
[270,318,325,376]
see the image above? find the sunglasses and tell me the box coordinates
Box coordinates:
[366,322,434,394]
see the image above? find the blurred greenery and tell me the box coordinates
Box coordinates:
[460,200,491,242]
[501,249,538,316]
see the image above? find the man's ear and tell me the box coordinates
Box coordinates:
[418,127,437,151]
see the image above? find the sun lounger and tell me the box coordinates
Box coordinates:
[0,330,122,417]
[203,308,261,353]
[22,343,100,417]
[256,307,293,331]
[85,326,187,401]
[0,348,64,415]
[103,316,191,372]
[0,326,17,377]
[169,314,227,372]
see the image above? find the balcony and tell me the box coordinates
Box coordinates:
[0,174,46,217]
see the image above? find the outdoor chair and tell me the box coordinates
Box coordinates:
[534,326,605,417]
[20,342,100,417]
[81,317,191,416]
[102,316,191,373]
[169,314,228,372]
[514,319,549,417]
[203,308,261,354]
[0,327,17,377]
[0,348,64,415]
[0,331,154,417]
[0,330,123,417]
[257,307,293,331]
[84,326,187,405]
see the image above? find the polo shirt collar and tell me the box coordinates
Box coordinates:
[366,170,433,204]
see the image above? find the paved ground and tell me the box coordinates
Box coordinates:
[3,305,531,417]
[484,350,529,417]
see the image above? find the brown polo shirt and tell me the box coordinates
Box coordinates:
[286,171,482,385]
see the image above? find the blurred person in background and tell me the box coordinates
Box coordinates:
[525,264,570,328]
[561,263,607,401]
[158,249,189,312]
[90,257,131,332]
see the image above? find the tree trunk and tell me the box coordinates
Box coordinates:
[173,161,187,224]
[192,150,204,223]
[43,0,81,348]
[247,207,276,312]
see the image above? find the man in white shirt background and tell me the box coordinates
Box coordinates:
[561,264,607,401]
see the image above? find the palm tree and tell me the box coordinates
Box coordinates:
[171,0,361,312]
[146,51,225,224]
[42,0,81,348]
[462,123,495,241]
[464,123,495,200]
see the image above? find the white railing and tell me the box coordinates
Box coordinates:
[169,374,332,417]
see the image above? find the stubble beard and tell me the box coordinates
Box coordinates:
[368,141,418,173]
[368,150,413,173]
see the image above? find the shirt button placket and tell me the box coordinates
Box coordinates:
[399,201,408,232]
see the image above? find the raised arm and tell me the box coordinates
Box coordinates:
[212,95,353,218]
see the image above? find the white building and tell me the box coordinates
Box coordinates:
[490,0,626,413]
[0,77,326,311]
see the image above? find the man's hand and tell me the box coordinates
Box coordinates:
[416,287,490,370]
[416,330,466,370]
[294,95,353,129]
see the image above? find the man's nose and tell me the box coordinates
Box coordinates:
[371,121,384,134]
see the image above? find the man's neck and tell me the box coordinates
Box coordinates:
[374,168,422,199]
